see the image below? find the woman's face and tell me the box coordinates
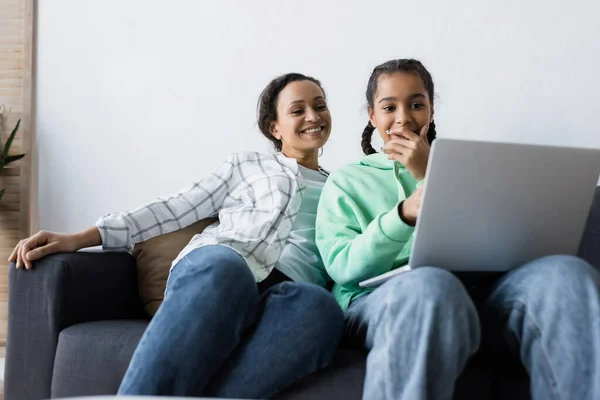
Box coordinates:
[368,71,433,144]
[271,80,332,154]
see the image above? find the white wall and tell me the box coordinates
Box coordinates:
[36,0,600,232]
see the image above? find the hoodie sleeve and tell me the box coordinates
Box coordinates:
[316,172,415,288]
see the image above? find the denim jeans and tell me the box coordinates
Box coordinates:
[345,255,600,400]
[117,245,344,398]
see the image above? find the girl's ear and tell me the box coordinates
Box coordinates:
[368,105,377,128]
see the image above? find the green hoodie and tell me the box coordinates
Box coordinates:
[316,153,422,310]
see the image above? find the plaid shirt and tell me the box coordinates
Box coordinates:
[95,151,309,281]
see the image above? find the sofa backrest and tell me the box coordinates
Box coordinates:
[579,186,600,269]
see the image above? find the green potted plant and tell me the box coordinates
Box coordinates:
[0,106,25,202]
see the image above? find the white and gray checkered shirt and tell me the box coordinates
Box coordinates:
[95,151,310,282]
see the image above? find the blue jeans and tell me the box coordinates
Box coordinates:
[345,255,600,400]
[117,245,344,398]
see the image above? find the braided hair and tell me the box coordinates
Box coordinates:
[361,59,437,155]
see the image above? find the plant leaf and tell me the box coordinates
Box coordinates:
[3,119,21,159]
[5,154,25,164]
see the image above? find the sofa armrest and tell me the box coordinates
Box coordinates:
[4,250,146,400]
[579,186,600,270]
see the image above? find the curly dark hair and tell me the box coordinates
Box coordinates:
[257,73,325,151]
[361,59,437,155]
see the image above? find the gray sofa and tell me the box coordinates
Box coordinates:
[5,186,600,400]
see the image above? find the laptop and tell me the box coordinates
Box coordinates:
[359,138,600,288]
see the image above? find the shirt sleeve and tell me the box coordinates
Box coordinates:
[95,155,236,251]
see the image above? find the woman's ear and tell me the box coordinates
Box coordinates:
[270,122,281,140]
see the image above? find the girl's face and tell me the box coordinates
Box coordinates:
[271,80,332,154]
[368,71,433,144]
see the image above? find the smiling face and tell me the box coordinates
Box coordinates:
[368,71,434,145]
[270,80,332,154]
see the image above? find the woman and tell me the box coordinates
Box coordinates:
[11,73,344,398]
[316,59,600,400]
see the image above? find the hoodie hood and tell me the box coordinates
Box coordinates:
[358,152,410,171]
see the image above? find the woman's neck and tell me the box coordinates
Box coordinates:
[282,148,320,170]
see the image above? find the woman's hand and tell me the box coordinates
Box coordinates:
[382,124,430,181]
[9,231,82,269]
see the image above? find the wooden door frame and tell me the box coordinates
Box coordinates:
[21,0,35,236]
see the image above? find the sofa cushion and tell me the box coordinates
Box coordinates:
[278,346,499,400]
[50,320,369,399]
[50,321,530,400]
[132,218,217,315]
[52,320,148,398]
[276,348,366,399]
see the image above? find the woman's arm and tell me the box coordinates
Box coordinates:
[10,227,102,270]
[95,155,236,251]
